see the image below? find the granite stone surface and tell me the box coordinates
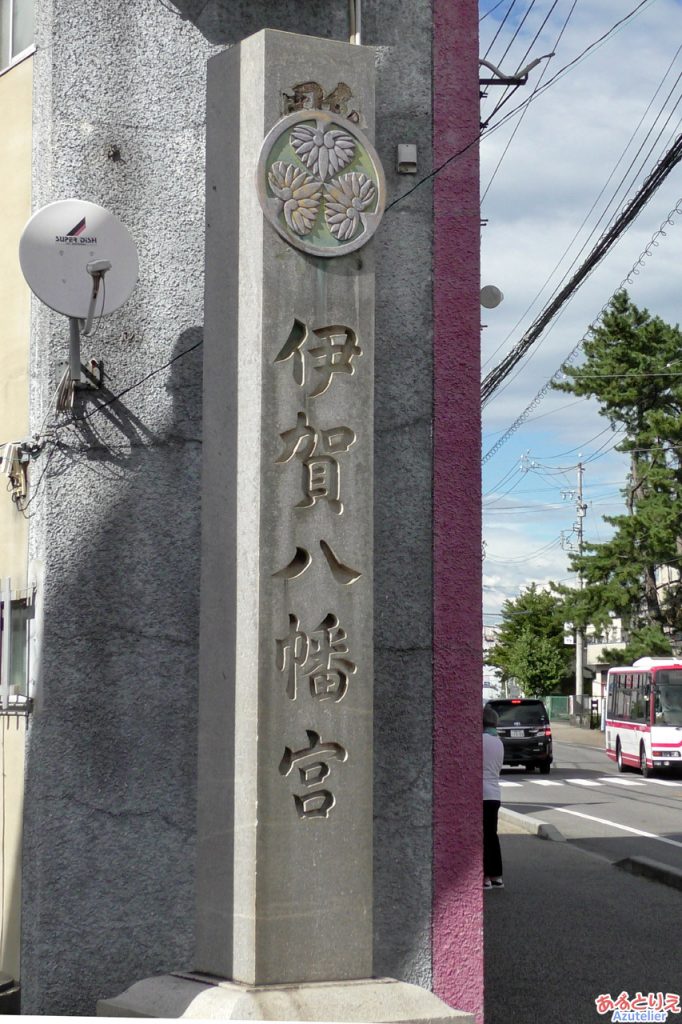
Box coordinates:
[198,31,376,985]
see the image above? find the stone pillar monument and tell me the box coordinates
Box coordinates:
[197,28,380,989]
[99,29,473,1022]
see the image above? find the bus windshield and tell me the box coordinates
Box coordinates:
[655,671,682,726]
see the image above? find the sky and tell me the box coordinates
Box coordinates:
[479,0,682,631]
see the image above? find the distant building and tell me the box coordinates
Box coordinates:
[482,625,502,697]
[0,6,33,1005]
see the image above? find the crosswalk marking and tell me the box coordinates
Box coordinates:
[597,777,645,786]
[499,776,682,788]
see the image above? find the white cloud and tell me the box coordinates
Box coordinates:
[479,0,682,621]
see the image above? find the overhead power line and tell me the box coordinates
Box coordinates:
[482,194,682,463]
[481,132,682,405]
[483,46,682,369]
[482,0,573,201]
[391,1,654,214]
[483,0,658,136]
[483,0,521,61]
[481,1,508,23]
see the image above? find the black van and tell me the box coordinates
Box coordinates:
[485,698,553,774]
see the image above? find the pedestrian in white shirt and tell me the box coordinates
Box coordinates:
[483,705,504,890]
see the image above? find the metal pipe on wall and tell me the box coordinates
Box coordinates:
[349,0,361,44]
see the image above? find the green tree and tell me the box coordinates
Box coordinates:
[600,623,672,665]
[486,584,572,696]
[506,626,570,697]
[554,290,682,645]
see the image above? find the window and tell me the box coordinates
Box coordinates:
[654,670,682,726]
[0,0,34,73]
[630,675,646,723]
[615,679,630,720]
[0,581,33,711]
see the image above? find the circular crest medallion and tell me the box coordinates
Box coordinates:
[257,110,386,258]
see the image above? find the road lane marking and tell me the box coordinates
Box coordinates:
[597,777,645,786]
[552,807,682,851]
[498,778,682,789]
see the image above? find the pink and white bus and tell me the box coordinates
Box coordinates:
[605,657,682,776]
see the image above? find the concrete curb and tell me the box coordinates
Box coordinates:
[499,807,566,842]
[614,855,682,892]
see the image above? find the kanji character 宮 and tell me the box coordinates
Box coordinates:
[279,729,347,820]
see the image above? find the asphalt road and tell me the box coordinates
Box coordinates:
[501,727,682,870]
[485,724,682,1024]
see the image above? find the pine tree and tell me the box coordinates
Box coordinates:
[554,290,682,648]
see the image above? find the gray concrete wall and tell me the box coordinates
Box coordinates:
[369,3,434,986]
[22,0,434,1014]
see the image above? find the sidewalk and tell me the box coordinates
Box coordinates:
[485,827,682,1023]
[484,721,682,1023]
[549,719,606,747]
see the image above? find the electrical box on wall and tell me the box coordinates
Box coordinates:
[397,144,417,174]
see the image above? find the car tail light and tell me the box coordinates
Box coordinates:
[544,727,552,737]
[511,699,522,704]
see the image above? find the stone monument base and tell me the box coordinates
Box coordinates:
[97,973,475,1022]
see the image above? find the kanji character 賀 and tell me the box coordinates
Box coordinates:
[277,411,355,514]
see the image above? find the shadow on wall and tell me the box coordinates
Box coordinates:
[21,328,203,1016]
[165,0,349,44]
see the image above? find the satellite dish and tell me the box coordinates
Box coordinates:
[480,284,504,309]
[19,200,139,404]
[19,199,138,319]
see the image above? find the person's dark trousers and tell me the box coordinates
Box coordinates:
[483,799,503,878]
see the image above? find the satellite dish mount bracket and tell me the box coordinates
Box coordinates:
[64,261,111,389]
[65,316,104,390]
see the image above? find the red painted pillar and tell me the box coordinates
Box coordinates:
[432,1,483,1021]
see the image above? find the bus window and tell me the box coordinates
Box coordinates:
[631,688,645,723]
[615,684,630,720]
[642,679,651,724]
[655,678,682,726]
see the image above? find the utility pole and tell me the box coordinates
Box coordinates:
[574,462,588,705]
[561,462,588,712]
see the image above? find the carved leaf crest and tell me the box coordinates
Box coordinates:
[290,125,356,181]
[268,161,322,235]
[324,172,377,241]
